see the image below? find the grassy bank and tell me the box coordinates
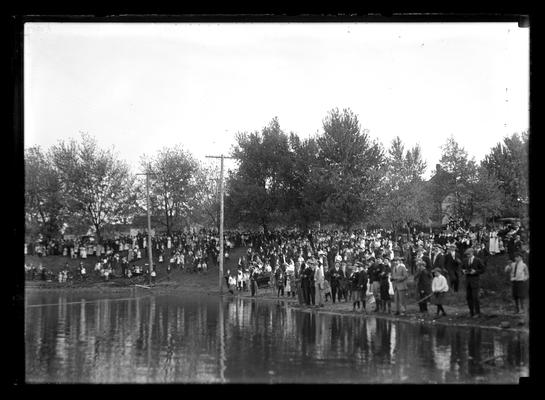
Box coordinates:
[24,247,528,332]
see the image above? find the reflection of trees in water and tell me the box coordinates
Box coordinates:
[25,294,530,383]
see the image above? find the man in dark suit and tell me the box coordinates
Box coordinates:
[461,247,486,318]
[443,243,462,292]
[432,245,446,273]
[329,262,345,304]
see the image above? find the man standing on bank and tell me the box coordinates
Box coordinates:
[444,243,462,292]
[391,256,409,315]
[462,247,485,318]
[504,252,529,314]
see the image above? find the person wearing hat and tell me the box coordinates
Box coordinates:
[314,260,325,307]
[431,245,445,273]
[504,252,529,314]
[414,259,432,314]
[431,268,449,317]
[329,262,345,304]
[367,257,382,312]
[391,256,409,315]
[350,263,362,311]
[357,262,369,312]
[444,243,462,293]
[461,247,485,318]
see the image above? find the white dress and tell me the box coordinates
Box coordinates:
[489,232,500,254]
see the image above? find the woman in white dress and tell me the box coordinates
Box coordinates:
[80,246,87,259]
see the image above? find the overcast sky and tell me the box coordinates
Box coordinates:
[24,22,529,177]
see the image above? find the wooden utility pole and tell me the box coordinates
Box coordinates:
[136,164,156,286]
[205,154,234,294]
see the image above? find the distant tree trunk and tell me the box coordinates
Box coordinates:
[94,222,102,244]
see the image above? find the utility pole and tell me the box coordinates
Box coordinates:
[205,154,234,294]
[136,164,156,287]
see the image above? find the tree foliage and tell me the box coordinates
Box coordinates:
[143,145,200,235]
[226,117,294,232]
[375,137,431,234]
[314,108,384,229]
[482,132,529,219]
[24,146,65,240]
[50,133,136,242]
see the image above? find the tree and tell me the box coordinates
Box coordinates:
[226,117,295,233]
[482,132,529,220]
[187,163,221,229]
[50,133,136,243]
[24,146,65,241]
[471,165,504,223]
[437,136,479,226]
[314,108,384,230]
[375,137,431,236]
[143,145,200,235]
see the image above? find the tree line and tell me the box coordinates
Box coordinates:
[25,108,529,243]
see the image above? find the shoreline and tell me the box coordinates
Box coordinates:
[25,281,529,334]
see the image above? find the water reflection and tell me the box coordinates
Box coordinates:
[25,290,529,383]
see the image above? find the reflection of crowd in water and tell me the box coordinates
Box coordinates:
[231,296,528,382]
[223,223,529,317]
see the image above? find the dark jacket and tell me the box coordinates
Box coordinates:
[444,252,462,279]
[432,253,445,271]
[368,263,382,283]
[461,256,485,281]
[329,268,345,287]
[414,267,432,295]
[358,269,368,292]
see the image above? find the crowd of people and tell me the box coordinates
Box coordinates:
[223,222,529,317]
[25,221,529,316]
[25,229,237,283]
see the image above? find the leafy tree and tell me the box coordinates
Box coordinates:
[50,133,136,243]
[143,145,200,235]
[187,163,221,229]
[437,136,479,225]
[24,146,65,241]
[226,117,294,233]
[471,165,504,223]
[482,132,529,219]
[314,108,384,230]
[375,137,431,236]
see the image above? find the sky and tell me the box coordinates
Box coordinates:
[24,22,529,178]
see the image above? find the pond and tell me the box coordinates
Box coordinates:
[25,289,529,383]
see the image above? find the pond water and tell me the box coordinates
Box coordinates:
[25,289,529,383]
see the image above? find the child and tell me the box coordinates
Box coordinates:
[379,267,391,314]
[505,252,529,314]
[431,268,449,317]
[228,274,237,294]
[350,265,362,311]
[151,268,157,284]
